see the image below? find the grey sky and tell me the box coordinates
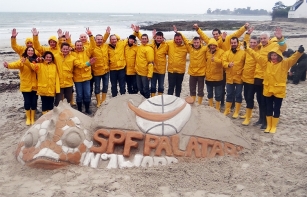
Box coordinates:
[1,0,296,14]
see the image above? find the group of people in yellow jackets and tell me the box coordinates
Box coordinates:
[4,23,305,134]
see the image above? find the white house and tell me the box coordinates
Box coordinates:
[288,0,307,18]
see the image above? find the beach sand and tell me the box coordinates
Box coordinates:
[0,31,306,196]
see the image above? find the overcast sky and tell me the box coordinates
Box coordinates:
[0,0,296,13]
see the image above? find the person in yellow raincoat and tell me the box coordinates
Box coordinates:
[125,35,138,94]
[25,51,60,114]
[204,38,225,110]
[222,37,246,118]
[135,34,154,99]
[3,47,38,125]
[245,43,304,133]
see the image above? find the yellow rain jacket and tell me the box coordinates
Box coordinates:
[222,48,246,84]
[196,28,223,47]
[135,44,154,78]
[246,48,303,98]
[11,37,41,57]
[254,37,287,79]
[8,60,37,92]
[167,39,188,74]
[27,61,60,97]
[205,39,225,81]
[33,35,62,55]
[182,34,206,76]
[71,46,93,82]
[89,35,109,76]
[108,37,127,71]
[54,53,89,88]
[221,25,247,51]
[125,43,138,75]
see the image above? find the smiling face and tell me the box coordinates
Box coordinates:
[26,47,35,57]
[174,35,183,46]
[79,33,88,43]
[15,102,95,169]
[75,41,83,52]
[212,31,220,40]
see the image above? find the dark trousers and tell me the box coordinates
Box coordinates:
[75,80,91,103]
[136,74,150,99]
[189,75,205,97]
[110,69,126,97]
[167,72,184,97]
[22,91,38,110]
[151,73,165,93]
[221,72,226,105]
[254,84,266,112]
[226,83,243,103]
[265,95,283,118]
[54,86,73,106]
[126,75,138,94]
[41,96,54,111]
[94,72,109,94]
[243,82,255,109]
[206,84,223,101]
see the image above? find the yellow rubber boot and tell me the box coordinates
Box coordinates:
[70,93,76,106]
[242,108,252,126]
[215,101,221,111]
[25,110,31,126]
[151,93,156,97]
[232,102,241,119]
[30,110,36,125]
[158,92,163,95]
[223,102,232,115]
[264,116,272,133]
[191,96,196,103]
[96,94,101,107]
[270,117,279,134]
[101,93,107,103]
[208,98,213,107]
[198,96,203,105]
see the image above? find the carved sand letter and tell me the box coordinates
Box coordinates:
[143,134,160,156]
[90,129,110,153]
[209,141,225,158]
[198,138,214,158]
[185,137,201,158]
[170,135,185,156]
[224,142,238,156]
[123,131,144,157]
[106,130,126,154]
[155,136,173,156]
[128,101,187,122]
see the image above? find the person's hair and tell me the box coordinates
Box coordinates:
[193,36,200,40]
[109,34,117,40]
[95,34,103,38]
[230,37,239,43]
[141,34,148,39]
[174,33,182,38]
[250,36,258,40]
[22,46,38,61]
[75,40,83,45]
[42,51,55,63]
[212,28,221,34]
[260,32,270,38]
[156,31,164,37]
[268,52,283,62]
[61,42,70,49]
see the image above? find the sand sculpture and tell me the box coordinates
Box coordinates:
[15,94,250,170]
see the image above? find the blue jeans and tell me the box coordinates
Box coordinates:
[126,75,138,94]
[226,83,243,103]
[206,84,223,101]
[110,68,126,97]
[136,74,150,98]
[151,73,165,93]
[75,80,91,103]
[94,72,109,95]
[167,72,184,97]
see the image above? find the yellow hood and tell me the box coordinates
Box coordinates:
[268,47,283,61]
[207,38,218,47]
[48,36,58,43]
[25,37,33,45]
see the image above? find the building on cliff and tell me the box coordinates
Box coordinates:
[288,0,307,18]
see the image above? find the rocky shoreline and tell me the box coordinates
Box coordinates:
[141,20,307,38]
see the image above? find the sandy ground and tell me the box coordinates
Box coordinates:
[0,36,307,196]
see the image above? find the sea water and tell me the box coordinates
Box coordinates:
[0,12,270,50]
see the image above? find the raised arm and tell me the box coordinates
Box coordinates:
[228,23,249,38]
[274,27,287,52]
[103,26,111,43]
[32,28,44,54]
[10,29,24,55]
[285,45,304,70]
[193,24,210,44]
